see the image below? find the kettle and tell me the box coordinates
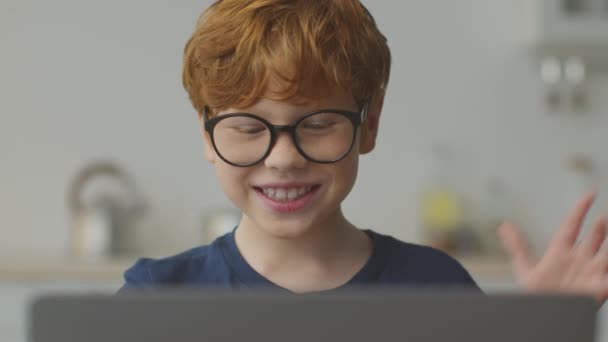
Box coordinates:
[68,160,146,260]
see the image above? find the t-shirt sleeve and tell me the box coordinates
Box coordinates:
[387,240,483,291]
[116,258,155,294]
[430,251,483,292]
[422,248,481,289]
[446,258,481,290]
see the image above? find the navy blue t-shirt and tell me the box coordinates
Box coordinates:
[119,229,480,293]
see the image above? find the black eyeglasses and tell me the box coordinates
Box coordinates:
[203,103,368,167]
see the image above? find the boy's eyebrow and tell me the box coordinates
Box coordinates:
[222,105,332,117]
[226,106,362,120]
[218,109,313,122]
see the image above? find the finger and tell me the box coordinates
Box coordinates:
[592,244,608,273]
[595,282,608,306]
[580,216,607,258]
[498,221,535,275]
[554,192,596,248]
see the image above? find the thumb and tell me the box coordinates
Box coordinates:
[498,221,535,276]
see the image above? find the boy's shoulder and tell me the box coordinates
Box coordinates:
[367,230,478,287]
[120,233,232,290]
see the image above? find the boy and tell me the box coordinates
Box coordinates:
[120,0,608,303]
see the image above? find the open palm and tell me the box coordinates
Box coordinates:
[498,192,608,305]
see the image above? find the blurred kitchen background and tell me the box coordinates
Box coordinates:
[1,0,608,341]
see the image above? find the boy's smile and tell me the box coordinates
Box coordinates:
[253,183,322,213]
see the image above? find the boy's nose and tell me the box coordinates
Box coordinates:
[263,133,307,170]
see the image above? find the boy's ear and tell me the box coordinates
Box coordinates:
[359,94,384,155]
[198,112,217,164]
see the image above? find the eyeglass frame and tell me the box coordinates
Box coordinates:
[202,102,369,167]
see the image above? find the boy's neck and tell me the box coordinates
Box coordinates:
[234,209,372,293]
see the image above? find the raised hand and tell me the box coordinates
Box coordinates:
[498,192,608,305]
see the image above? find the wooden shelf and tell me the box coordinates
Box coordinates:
[0,258,136,282]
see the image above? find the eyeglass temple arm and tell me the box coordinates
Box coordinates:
[361,102,369,122]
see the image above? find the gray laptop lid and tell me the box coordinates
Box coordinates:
[29,290,597,342]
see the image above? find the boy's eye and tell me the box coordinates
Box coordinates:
[231,125,266,134]
[301,120,336,129]
[218,116,267,134]
[300,113,346,131]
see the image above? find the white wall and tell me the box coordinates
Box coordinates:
[2,0,608,258]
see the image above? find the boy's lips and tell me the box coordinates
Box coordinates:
[252,183,321,213]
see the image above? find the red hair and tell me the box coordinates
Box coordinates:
[183,0,391,115]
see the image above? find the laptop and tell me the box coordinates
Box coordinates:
[28,289,597,342]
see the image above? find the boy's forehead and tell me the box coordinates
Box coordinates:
[226,88,357,115]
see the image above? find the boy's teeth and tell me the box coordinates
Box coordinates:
[261,186,313,201]
[275,189,286,200]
